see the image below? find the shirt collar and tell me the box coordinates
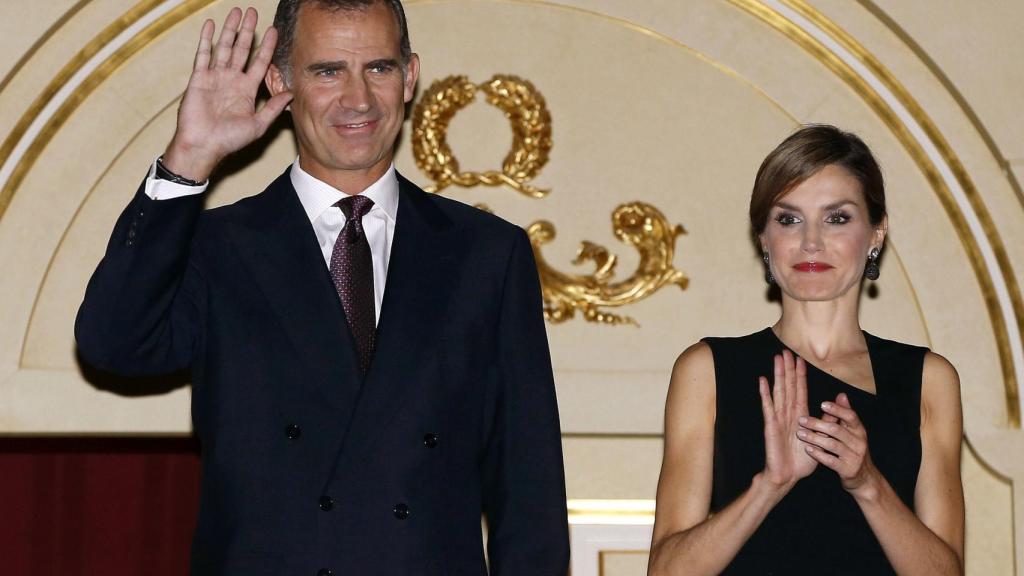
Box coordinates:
[289,157,399,224]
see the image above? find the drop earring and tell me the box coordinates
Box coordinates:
[763,252,775,284]
[865,247,880,281]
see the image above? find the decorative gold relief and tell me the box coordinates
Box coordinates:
[528,203,688,326]
[411,74,552,198]
[411,74,687,326]
[409,72,688,323]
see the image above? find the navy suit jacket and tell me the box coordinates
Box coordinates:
[76,168,569,575]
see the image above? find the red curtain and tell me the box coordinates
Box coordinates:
[0,438,200,575]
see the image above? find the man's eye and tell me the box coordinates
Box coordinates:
[316,69,337,77]
[370,64,393,73]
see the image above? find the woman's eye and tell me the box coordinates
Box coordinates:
[825,211,850,224]
[775,213,800,226]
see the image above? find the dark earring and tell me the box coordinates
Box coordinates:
[763,252,774,284]
[865,247,880,281]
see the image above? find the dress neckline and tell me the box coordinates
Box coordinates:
[764,327,880,399]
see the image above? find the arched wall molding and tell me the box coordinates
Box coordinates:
[854,0,1024,210]
[18,95,182,369]
[0,0,209,220]
[0,0,92,97]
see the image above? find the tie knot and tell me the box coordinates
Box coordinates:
[337,195,374,243]
[337,195,374,220]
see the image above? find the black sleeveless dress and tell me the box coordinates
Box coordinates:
[702,328,927,575]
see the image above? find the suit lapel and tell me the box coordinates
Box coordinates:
[230,170,363,414]
[332,173,462,468]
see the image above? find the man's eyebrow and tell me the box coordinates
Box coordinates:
[306,60,348,73]
[366,58,400,69]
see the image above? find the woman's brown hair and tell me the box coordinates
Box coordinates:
[749,124,886,236]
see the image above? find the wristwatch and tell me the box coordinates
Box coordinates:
[155,156,205,186]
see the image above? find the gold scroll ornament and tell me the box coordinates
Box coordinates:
[411,75,689,326]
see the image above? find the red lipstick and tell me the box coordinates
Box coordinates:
[793,261,834,272]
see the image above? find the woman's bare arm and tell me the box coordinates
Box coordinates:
[798,352,964,575]
[649,344,816,575]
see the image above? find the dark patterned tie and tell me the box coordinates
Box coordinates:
[330,195,376,375]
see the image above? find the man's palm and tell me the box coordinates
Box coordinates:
[164,8,292,181]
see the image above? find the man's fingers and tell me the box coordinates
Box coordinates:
[194,19,215,70]
[214,7,243,67]
[254,91,293,134]
[229,7,259,70]
[248,26,278,82]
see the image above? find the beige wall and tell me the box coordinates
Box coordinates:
[1,1,1021,574]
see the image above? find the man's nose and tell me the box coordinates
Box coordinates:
[340,74,372,113]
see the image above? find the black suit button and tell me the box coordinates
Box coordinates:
[319,496,334,511]
[423,433,438,448]
[393,503,409,520]
[317,570,332,576]
[285,424,301,440]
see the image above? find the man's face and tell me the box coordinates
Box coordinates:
[269,2,419,189]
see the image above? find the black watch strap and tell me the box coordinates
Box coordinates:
[155,156,205,186]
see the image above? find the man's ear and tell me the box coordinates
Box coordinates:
[266,63,289,97]
[403,54,420,103]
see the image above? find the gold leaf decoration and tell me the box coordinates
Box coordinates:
[411,74,552,198]
[411,74,689,326]
[527,203,689,326]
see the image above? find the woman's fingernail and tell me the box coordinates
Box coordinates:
[822,402,831,410]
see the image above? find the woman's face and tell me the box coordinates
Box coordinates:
[760,164,886,302]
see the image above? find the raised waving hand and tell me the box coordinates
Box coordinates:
[163,7,293,182]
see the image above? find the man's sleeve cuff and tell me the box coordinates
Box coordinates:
[143,158,209,200]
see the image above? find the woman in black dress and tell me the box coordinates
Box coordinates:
[648,125,964,575]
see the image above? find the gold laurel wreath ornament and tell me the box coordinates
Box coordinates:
[410,74,689,326]
[412,75,552,198]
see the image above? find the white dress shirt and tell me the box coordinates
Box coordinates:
[145,158,400,325]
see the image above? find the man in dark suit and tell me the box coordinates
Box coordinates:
[75,1,569,574]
